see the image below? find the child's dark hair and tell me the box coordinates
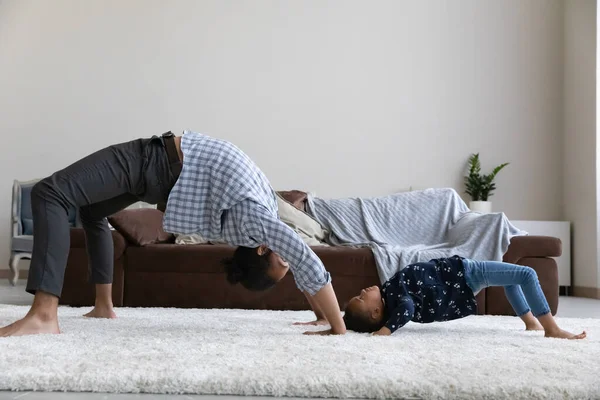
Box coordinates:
[223,246,277,291]
[343,305,388,333]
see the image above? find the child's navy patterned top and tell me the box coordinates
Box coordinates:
[381,256,477,333]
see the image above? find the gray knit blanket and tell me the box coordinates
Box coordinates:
[306,188,527,282]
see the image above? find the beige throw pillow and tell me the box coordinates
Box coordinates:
[276,192,329,246]
[174,192,329,246]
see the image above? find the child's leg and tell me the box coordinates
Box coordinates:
[520,312,544,330]
[462,259,586,340]
[463,259,542,320]
[504,286,543,330]
[536,314,586,339]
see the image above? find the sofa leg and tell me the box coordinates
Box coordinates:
[9,254,18,286]
[9,253,29,286]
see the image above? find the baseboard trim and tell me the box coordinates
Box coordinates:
[571,286,600,299]
[0,269,28,280]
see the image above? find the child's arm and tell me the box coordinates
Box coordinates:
[373,327,392,336]
[374,296,415,336]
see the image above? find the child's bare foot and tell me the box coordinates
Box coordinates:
[545,329,587,340]
[84,306,117,319]
[520,312,544,331]
[0,315,60,337]
[525,321,544,331]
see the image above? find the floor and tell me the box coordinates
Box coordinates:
[0,395,312,400]
[1,280,599,400]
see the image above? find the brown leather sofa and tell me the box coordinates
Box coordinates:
[60,206,562,316]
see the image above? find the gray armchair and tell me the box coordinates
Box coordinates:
[9,179,80,285]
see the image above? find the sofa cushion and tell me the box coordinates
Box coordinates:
[11,235,33,252]
[276,193,329,246]
[126,244,233,273]
[123,243,381,310]
[108,209,174,246]
[125,243,378,277]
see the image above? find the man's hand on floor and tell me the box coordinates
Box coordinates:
[293,319,329,326]
[303,328,340,336]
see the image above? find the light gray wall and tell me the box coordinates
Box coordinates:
[0,0,565,272]
[563,0,597,290]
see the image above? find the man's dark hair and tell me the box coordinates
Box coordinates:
[223,246,277,291]
[343,305,388,333]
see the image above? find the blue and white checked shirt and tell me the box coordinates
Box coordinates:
[163,131,331,295]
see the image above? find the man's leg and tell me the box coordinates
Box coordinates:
[79,136,176,318]
[0,179,72,336]
[80,194,138,318]
[0,139,151,337]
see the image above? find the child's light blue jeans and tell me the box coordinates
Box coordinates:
[462,259,551,317]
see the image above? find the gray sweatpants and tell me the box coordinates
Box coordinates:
[26,135,177,297]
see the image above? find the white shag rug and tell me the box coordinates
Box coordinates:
[0,305,599,400]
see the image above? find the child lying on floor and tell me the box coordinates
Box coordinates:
[343,256,586,339]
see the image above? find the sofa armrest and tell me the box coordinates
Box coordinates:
[503,235,562,263]
[69,228,128,260]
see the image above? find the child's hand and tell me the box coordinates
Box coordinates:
[293,319,329,326]
[372,327,392,336]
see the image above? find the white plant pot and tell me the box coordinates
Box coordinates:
[469,201,492,213]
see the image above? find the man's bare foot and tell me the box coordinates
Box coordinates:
[545,329,587,340]
[525,321,544,331]
[87,284,117,318]
[84,306,117,319]
[0,315,60,337]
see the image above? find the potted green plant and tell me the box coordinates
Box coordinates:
[464,153,509,213]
